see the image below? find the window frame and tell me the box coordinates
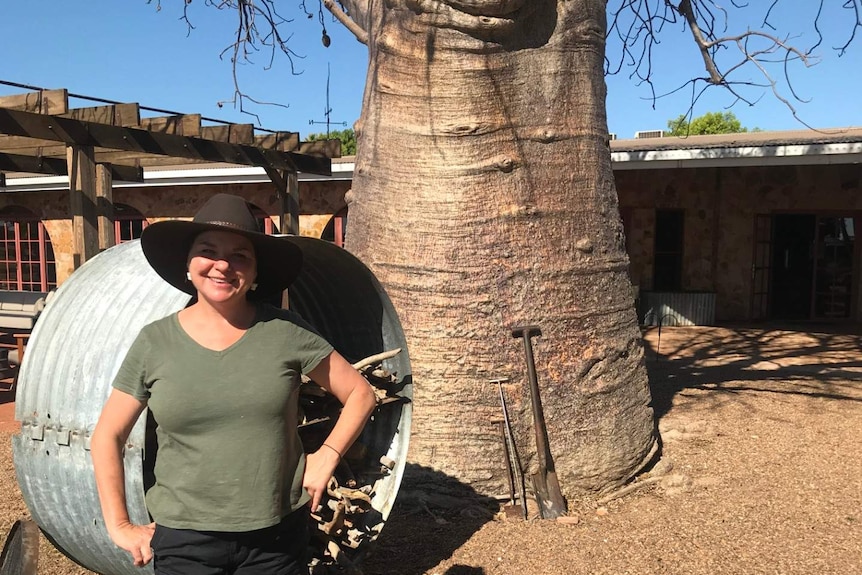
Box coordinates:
[0,206,57,292]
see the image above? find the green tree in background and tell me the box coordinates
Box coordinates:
[307,128,356,156]
[666,111,753,136]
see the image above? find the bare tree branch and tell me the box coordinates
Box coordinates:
[835,0,862,55]
[324,0,368,45]
[606,0,862,125]
[676,0,724,83]
[151,0,367,123]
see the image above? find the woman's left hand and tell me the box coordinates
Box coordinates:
[303,350,377,512]
[303,446,341,511]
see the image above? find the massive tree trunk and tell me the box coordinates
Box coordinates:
[340,0,657,499]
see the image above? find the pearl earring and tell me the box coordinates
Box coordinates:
[250,283,258,291]
[186,271,192,281]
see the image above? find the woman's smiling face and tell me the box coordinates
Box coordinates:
[186,230,258,304]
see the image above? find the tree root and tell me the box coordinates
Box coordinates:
[596,476,663,505]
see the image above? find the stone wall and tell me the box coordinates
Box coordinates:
[4,161,861,323]
[615,163,862,321]
[0,179,350,284]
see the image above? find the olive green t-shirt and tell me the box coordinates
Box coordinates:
[111,304,333,532]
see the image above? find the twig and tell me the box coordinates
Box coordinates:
[352,348,402,371]
[596,476,663,505]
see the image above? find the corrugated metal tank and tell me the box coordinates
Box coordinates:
[640,291,717,326]
[12,238,412,575]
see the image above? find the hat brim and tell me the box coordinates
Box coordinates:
[140,221,303,299]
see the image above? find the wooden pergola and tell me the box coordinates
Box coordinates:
[0,87,336,268]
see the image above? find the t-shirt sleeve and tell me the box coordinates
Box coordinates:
[111,328,153,402]
[296,325,335,376]
[280,310,335,375]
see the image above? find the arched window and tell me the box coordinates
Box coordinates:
[0,206,57,291]
[114,203,149,243]
[321,208,348,248]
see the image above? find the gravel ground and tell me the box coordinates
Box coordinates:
[2,325,861,575]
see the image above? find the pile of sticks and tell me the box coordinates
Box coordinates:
[300,348,407,574]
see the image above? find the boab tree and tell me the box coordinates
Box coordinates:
[341,1,655,500]
[170,0,860,500]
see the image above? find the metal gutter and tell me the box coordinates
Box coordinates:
[611,141,862,170]
[2,162,356,193]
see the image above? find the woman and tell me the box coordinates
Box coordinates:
[91,193,377,575]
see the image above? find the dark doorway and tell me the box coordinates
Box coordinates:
[770,214,815,319]
[653,210,684,291]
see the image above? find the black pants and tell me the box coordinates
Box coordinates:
[151,508,309,575]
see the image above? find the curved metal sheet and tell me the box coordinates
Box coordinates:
[12,237,411,574]
[286,237,413,522]
[13,240,191,575]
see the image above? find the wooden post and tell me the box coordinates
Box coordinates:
[286,170,299,236]
[96,164,116,251]
[67,145,99,268]
[262,167,300,310]
[282,170,301,311]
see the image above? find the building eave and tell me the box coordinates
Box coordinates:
[4,128,862,192]
[611,141,862,170]
[2,161,355,193]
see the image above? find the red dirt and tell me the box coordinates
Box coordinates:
[2,324,861,575]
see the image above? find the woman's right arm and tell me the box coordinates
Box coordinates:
[91,389,155,567]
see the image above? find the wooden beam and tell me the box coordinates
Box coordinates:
[0,152,143,182]
[264,167,286,189]
[138,114,202,136]
[67,145,99,267]
[96,164,116,251]
[299,139,342,158]
[262,166,291,235]
[0,142,167,165]
[4,145,222,169]
[0,153,66,176]
[3,143,315,173]
[87,152,212,169]
[61,103,141,127]
[100,163,144,183]
[201,123,254,145]
[255,132,300,152]
[264,167,299,234]
[0,89,69,115]
[0,135,55,151]
[0,108,331,175]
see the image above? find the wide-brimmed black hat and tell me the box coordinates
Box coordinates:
[140,193,303,299]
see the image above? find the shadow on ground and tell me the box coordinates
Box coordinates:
[358,464,499,575]
[642,323,862,419]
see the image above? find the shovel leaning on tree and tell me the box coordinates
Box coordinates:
[511,325,567,519]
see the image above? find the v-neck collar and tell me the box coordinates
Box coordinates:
[172,305,260,356]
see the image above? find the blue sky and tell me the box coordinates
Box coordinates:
[2,2,860,140]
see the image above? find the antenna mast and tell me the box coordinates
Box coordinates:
[309,63,347,137]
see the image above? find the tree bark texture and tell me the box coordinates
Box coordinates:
[341,0,657,498]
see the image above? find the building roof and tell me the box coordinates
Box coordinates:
[4,127,861,192]
[610,127,862,170]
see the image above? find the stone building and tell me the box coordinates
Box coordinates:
[2,160,352,287]
[3,128,861,324]
[613,128,862,324]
